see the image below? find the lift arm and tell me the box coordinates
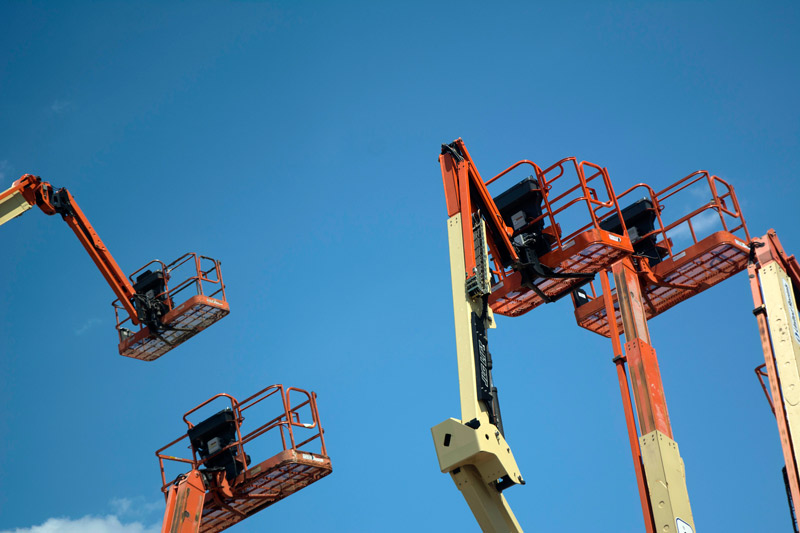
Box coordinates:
[1,174,146,326]
[604,257,696,533]
[161,470,206,533]
[3,173,231,361]
[749,229,800,527]
[440,139,519,286]
[432,143,525,532]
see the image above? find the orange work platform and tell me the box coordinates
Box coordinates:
[488,222,633,316]
[114,253,229,361]
[485,158,634,316]
[197,449,330,533]
[439,140,633,318]
[1,174,230,362]
[572,170,750,337]
[156,385,331,533]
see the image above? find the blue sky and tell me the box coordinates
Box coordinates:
[0,1,798,532]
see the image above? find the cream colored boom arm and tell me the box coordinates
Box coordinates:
[750,232,800,517]
[0,183,34,226]
[432,213,524,533]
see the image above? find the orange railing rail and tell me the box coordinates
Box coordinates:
[606,171,749,260]
[156,384,327,494]
[113,252,226,340]
[575,170,750,303]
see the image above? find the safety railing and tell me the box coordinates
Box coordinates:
[577,171,750,300]
[539,158,628,247]
[483,156,633,316]
[573,170,752,335]
[606,170,749,261]
[113,252,226,337]
[486,157,629,251]
[156,384,327,493]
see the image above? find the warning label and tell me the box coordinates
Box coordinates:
[676,518,693,533]
[783,278,800,346]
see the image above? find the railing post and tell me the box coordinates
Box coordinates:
[283,386,297,449]
[194,253,203,296]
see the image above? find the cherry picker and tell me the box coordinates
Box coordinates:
[434,139,800,531]
[749,230,800,531]
[432,139,635,531]
[156,384,332,532]
[0,174,229,361]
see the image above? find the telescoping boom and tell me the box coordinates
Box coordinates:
[435,138,800,532]
[0,174,229,361]
[432,139,635,531]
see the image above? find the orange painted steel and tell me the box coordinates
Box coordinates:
[574,170,751,337]
[754,364,776,415]
[614,255,675,440]
[439,139,633,316]
[747,230,800,515]
[113,253,229,361]
[753,230,800,286]
[598,256,678,529]
[601,271,655,533]
[162,470,206,533]
[440,139,519,279]
[489,157,634,316]
[612,257,651,345]
[489,226,633,316]
[624,339,672,438]
[1,174,229,361]
[156,385,331,533]
[5,174,137,317]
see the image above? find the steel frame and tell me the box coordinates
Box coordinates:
[435,140,637,532]
[113,253,229,361]
[574,170,751,336]
[748,230,800,527]
[0,174,230,361]
[441,139,634,317]
[156,384,331,533]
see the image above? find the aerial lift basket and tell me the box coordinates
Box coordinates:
[572,170,750,337]
[1,174,230,361]
[113,253,229,361]
[482,156,634,316]
[156,385,331,533]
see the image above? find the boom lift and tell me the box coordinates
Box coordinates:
[435,141,800,531]
[749,230,800,531]
[572,172,751,336]
[0,174,229,361]
[157,384,332,533]
[529,160,800,531]
[432,139,634,531]
[570,169,752,532]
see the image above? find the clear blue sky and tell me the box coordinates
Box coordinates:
[1,2,798,532]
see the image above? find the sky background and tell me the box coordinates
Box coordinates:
[0,1,798,532]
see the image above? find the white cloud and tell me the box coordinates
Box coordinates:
[50,100,74,114]
[110,497,164,518]
[666,210,722,244]
[688,184,712,199]
[0,160,9,181]
[110,498,133,516]
[691,210,723,234]
[74,317,103,336]
[0,516,159,533]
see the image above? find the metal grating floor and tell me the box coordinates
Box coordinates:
[119,295,229,361]
[200,450,333,533]
[491,230,632,317]
[575,232,749,337]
